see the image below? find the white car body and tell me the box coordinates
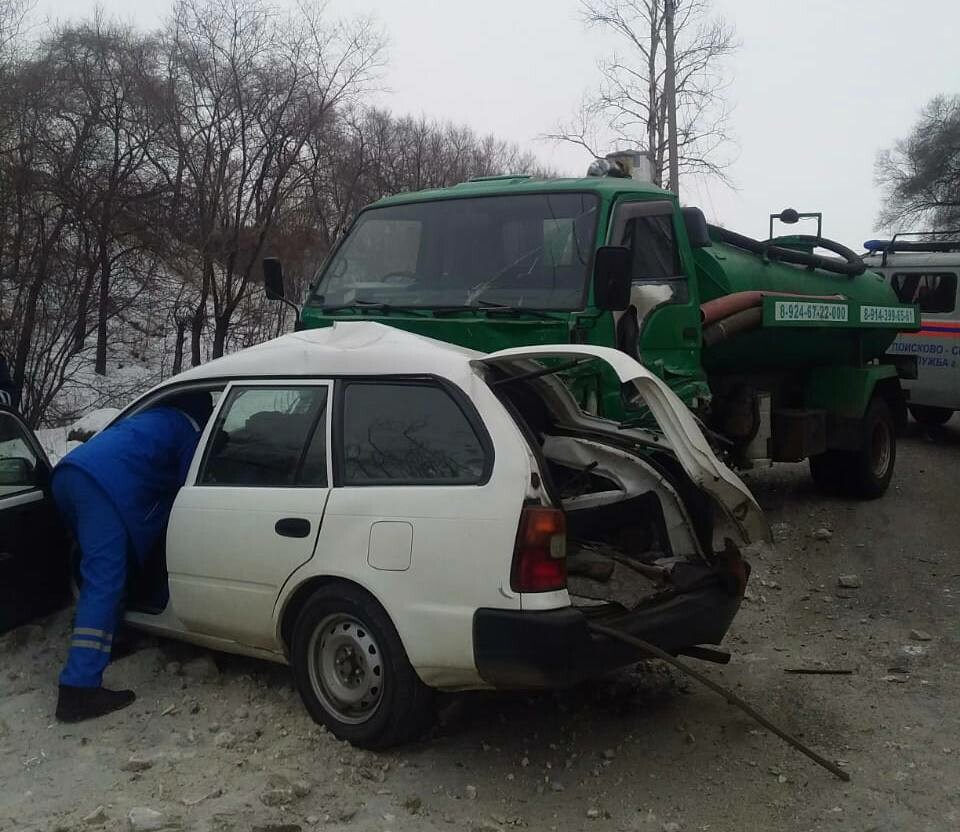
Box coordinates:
[57,321,768,745]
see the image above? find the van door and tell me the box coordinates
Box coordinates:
[0,408,71,633]
[889,270,960,409]
[165,381,332,648]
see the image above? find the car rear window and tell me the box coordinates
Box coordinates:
[340,382,488,485]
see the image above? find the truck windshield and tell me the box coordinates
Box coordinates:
[312,193,599,311]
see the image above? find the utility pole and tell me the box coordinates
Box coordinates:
[664,0,679,199]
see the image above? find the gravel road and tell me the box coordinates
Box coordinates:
[2,422,958,832]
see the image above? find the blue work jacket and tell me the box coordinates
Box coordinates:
[54,407,203,559]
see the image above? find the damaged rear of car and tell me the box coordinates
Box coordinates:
[471,344,770,688]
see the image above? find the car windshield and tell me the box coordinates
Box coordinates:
[311,192,599,311]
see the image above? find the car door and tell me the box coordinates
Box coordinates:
[164,380,332,648]
[0,408,71,633]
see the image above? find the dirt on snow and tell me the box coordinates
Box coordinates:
[2,422,958,832]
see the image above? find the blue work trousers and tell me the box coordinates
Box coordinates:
[51,466,132,688]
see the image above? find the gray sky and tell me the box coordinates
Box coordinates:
[36,0,960,247]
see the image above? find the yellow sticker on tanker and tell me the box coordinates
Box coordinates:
[860,305,916,325]
[773,301,849,323]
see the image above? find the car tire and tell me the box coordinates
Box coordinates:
[810,397,896,499]
[909,404,953,426]
[290,583,435,749]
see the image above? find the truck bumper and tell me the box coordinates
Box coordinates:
[473,581,744,689]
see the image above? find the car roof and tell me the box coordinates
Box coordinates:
[156,322,485,391]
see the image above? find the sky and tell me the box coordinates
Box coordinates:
[33,0,960,248]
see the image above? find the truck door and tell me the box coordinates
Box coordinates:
[890,270,960,409]
[0,408,71,633]
[606,200,702,368]
[165,380,333,648]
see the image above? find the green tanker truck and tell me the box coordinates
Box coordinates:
[265,160,920,498]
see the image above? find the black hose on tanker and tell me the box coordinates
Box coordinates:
[710,226,867,277]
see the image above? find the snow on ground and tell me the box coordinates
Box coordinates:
[35,407,119,463]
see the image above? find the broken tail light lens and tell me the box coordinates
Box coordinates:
[510,507,567,593]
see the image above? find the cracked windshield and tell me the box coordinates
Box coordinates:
[313,193,598,310]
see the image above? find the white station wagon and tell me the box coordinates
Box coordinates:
[2,322,767,748]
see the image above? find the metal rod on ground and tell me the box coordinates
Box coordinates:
[587,623,851,782]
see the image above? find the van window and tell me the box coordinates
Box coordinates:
[340,382,488,485]
[200,385,329,487]
[891,272,957,313]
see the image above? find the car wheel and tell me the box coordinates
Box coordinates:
[909,404,953,426]
[290,584,435,749]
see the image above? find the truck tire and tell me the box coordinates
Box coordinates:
[909,405,953,426]
[809,397,896,499]
[290,584,435,749]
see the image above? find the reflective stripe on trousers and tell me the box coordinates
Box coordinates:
[51,466,130,688]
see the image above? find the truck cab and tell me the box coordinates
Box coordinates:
[272,167,918,499]
[863,236,960,426]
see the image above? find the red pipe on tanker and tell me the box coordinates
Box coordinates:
[702,307,764,347]
[700,291,848,326]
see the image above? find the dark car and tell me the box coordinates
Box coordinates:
[0,406,71,633]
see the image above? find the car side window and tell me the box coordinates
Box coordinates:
[0,412,39,497]
[340,382,488,485]
[891,272,958,314]
[199,385,329,487]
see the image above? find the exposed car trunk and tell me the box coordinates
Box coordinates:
[483,356,756,620]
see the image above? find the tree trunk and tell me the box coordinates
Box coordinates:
[94,238,110,375]
[211,313,229,359]
[172,319,187,375]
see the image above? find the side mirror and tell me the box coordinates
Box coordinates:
[593,246,632,311]
[263,257,285,301]
[0,457,35,486]
[682,207,712,248]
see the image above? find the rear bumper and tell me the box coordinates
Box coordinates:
[473,582,743,689]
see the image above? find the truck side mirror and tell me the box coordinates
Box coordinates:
[682,207,712,248]
[263,257,285,301]
[593,246,632,311]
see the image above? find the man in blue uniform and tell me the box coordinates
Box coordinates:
[52,390,213,722]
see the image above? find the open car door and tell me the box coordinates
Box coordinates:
[473,344,769,546]
[0,407,71,633]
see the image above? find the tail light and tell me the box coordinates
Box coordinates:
[510,507,567,593]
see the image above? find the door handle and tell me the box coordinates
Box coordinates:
[275,518,311,538]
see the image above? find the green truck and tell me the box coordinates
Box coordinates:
[265,161,920,498]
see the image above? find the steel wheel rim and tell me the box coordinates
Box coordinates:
[870,418,892,479]
[307,613,384,725]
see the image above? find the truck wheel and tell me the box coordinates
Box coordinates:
[808,450,848,496]
[809,397,896,499]
[290,584,435,749]
[847,397,896,499]
[909,405,953,426]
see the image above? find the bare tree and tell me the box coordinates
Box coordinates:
[547,0,737,189]
[160,0,384,361]
[876,94,960,232]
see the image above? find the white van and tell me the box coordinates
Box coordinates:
[864,237,960,425]
[2,322,767,748]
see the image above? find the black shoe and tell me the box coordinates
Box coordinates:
[56,685,136,723]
